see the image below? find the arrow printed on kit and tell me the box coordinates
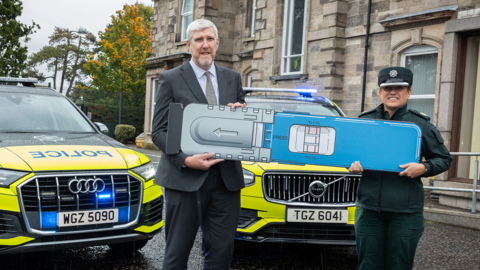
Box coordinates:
[213,128,238,137]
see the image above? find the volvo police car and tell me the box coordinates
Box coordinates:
[0,77,163,254]
[236,88,360,245]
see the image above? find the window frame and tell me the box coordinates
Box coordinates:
[251,0,257,37]
[181,0,193,41]
[281,0,307,75]
[400,45,438,101]
[247,72,253,87]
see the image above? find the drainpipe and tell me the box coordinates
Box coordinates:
[360,0,373,113]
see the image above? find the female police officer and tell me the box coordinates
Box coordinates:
[349,66,452,270]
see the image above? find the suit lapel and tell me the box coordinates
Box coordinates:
[180,61,208,104]
[216,64,227,105]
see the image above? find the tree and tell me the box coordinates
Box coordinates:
[28,27,97,96]
[0,0,40,77]
[84,3,153,105]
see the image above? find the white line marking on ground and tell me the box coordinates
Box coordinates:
[145,154,162,158]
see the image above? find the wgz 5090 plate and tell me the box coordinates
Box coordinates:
[58,209,118,227]
[286,208,348,223]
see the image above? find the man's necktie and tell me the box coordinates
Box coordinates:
[204,71,217,105]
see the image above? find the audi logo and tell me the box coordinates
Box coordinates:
[68,178,105,194]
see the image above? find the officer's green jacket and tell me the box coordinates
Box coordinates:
[356,104,452,213]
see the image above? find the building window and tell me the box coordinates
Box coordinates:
[247,71,253,87]
[401,45,438,124]
[251,0,257,37]
[454,35,480,179]
[281,0,306,75]
[181,0,193,41]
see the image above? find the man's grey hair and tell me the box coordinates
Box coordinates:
[186,19,218,43]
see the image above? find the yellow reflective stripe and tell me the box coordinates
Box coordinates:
[348,206,356,224]
[0,236,34,246]
[134,220,164,233]
[9,173,35,195]
[236,219,267,233]
[0,194,20,212]
[0,188,15,196]
[143,185,162,204]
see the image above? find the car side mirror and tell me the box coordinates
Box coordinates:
[94,122,109,135]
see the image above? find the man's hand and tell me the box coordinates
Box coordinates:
[227,102,247,109]
[399,163,426,178]
[348,161,363,174]
[184,153,224,171]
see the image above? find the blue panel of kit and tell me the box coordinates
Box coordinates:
[269,112,421,172]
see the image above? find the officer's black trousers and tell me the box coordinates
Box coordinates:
[354,206,424,270]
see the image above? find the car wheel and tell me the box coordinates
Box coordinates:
[108,239,149,252]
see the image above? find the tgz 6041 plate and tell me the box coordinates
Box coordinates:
[58,209,118,227]
[286,208,348,223]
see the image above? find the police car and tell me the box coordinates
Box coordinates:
[0,77,163,254]
[236,88,360,245]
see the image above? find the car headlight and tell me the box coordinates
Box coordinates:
[131,162,156,182]
[243,169,255,187]
[0,169,30,188]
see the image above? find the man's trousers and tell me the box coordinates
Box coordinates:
[354,206,424,270]
[162,165,241,270]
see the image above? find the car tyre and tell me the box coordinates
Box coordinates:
[108,239,149,252]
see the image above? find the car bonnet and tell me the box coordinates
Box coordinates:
[0,133,140,171]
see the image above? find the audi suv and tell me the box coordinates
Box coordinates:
[236,91,360,245]
[0,77,163,254]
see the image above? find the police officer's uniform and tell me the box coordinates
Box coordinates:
[354,67,452,270]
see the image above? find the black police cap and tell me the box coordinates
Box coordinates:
[378,66,413,87]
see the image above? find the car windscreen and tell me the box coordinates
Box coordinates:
[245,99,342,117]
[0,92,95,133]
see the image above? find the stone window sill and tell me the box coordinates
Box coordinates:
[174,41,187,47]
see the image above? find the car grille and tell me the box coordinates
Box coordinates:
[263,173,360,205]
[0,214,20,234]
[18,173,142,233]
[262,225,355,241]
[142,196,163,226]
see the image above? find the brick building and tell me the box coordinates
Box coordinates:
[143,0,480,210]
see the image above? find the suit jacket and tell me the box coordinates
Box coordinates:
[152,60,246,192]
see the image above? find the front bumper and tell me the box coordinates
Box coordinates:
[0,193,164,254]
[236,190,356,245]
[0,231,156,254]
[235,222,356,245]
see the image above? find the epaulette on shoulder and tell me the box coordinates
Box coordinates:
[359,108,376,117]
[409,109,431,121]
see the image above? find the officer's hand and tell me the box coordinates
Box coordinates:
[399,163,426,178]
[184,153,224,171]
[227,102,247,109]
[348,161,363,174]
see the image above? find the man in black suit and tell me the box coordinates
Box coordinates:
[152,19,246,270]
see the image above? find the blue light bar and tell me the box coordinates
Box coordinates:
[99,194,111,199]
[243,87,317,93]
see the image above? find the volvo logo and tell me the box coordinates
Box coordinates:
[68,178,105,194]
[309,181,327,198]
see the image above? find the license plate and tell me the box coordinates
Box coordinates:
[58,209,118,227]
[286,208,348,223]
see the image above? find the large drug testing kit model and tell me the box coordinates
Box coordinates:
[166,103,421,172]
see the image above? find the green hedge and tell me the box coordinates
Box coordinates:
[88,104,144,139]
[114,124,136,143]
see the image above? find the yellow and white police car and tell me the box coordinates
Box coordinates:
[0,77,163,254]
